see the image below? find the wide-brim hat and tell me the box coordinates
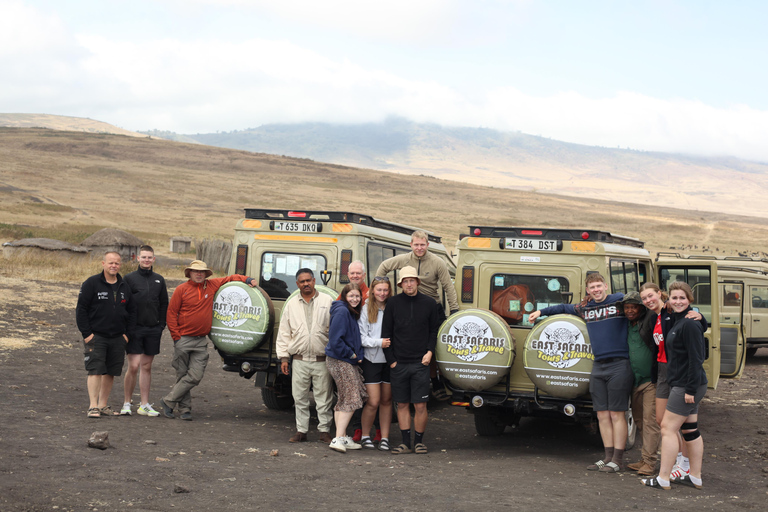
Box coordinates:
[622,291,644,306]
[397,266,421,287]
[185,260,213,278]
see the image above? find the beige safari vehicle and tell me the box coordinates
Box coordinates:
[437,226,746,439]
[216,209,456,409]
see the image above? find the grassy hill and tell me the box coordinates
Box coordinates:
[144,117,768,219]
[2,127,767,263]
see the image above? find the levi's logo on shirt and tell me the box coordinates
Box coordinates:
[581,303,623,322]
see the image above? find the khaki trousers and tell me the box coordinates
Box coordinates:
[164,335,209,414]
[291,359,334,433]
[631,380,660,466]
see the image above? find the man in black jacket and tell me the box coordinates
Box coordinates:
[76,251,136,418]
[382,266,440,455]
[121,245,168,417]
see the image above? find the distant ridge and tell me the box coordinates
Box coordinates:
[0,113,146,138]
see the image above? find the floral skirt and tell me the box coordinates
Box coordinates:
[326,357,368,412]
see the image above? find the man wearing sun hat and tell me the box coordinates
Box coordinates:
[381,266,441,454]
[160,260,258,420]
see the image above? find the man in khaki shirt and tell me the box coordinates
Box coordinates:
[276,268,334,443]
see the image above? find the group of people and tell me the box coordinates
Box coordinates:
[528,274,709,491]
[276,230,456,454]
[76,246,261,420]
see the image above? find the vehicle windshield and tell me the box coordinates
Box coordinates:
[490,274,570,327]
[259,252,327,298]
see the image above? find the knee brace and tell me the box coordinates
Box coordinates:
[681,422,700,441]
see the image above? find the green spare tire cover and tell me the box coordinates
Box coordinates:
[523,315,594,399]
[286,284,339,303]
[436,309,515,392]
[209,282,274,354]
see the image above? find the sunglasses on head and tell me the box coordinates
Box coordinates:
[373,276,390,282]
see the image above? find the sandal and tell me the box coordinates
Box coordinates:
[599,461,621,473]
[378,439,390,452]
[671,474,702,489]
[87,407,101,418]
[99,405,119,416]
[587,460,607,471]
[641,477,671,490]
[391,443,412,454]
[361,438,375,449]
[414,443,428,454]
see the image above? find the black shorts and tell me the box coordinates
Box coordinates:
[589,358,633,412]
[84,334,126,376]
[126,324,164,356]
[361,358,390,384]
[666,384,707,416]
[390,362,430,404]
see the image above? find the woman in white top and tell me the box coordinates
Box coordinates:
[357,276,393,450]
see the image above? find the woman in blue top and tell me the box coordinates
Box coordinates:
[326,283,368,453]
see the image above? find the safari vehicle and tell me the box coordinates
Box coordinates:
[437,226,746,439]
[656,253,768,359]
[212,209,456,409]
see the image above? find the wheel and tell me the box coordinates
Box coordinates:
[210,282,274,354]
[625,407,637,450]
[746,347,758,358]
[473,408,509,436]
[261,387,294,410]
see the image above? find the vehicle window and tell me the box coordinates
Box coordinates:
[259,252,327,298]
[659,266,712,322]
[490,274,569,327]
[367,243,410,286]
[751,286,768,308]
[610,260,639,293]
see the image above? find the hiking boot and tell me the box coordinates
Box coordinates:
[180,412,192,421]
[289,431,308,443]
[316,431,333,443]
[159,399,175,419]
[626,461,644,472]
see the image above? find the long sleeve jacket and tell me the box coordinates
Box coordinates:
[665,309,708,394]
[359,303,387,363]
[125,266,169,329]
[325,301,363,364]
[382,291,440,365]
[166,275,248,341]
[76,271,136,339]
[276,291,332,362]
[375,251,458,312]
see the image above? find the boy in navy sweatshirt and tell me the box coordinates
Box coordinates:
[528,273,633,473]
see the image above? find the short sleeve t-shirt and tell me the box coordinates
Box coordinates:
[654,314,667,363]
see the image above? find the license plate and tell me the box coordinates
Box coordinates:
[504,238,557,251]
[272,221,318,233]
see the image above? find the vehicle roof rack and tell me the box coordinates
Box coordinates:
[464,226,645,248]
[656,252,768,264]
[243,209,442,243]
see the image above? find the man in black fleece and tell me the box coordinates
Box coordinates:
[121,245,169,417]
[76,251,136,418]
[382,266,440,454]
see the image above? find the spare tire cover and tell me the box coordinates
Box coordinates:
[436,309,515,392]
[523,315,594,399]
[209,282,275,354]
[286,284,339,303]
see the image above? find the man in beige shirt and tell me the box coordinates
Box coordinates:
[276,268,334,443]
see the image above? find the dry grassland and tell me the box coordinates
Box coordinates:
[2,127,768,277]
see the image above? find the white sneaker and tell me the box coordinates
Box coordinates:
[343,436,362,450]
[329,437,347,453]
[137,403,160,417]
[120,402,132,416]
[670,464,689,479]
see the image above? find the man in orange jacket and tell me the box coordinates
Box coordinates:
[160,260,258,420]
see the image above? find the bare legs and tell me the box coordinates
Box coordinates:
[87,375,114,409]
[123,354,155,405]
[361,382,392,439]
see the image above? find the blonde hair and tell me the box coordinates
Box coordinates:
[640,282,669,302]
[367,279,392,324]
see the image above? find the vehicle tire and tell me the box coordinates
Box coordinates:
[746,347,758,358]
[210,282,274,354]
[625,407,637,450]
[261,387,294,410]
[436,309,515,392]
[473,407,508,436]
[523,315,592,399]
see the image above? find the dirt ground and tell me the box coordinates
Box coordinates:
[1,276,767,512]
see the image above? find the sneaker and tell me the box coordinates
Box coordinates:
[670,464,689,479]
[352,429,363,442]
[373,429,382,442]
[137,403,160,417]
[343,436,362,450]
[120,402,132,416]
[329,437,347,453]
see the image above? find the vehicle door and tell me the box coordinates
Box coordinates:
[719,281,746,378]
[747,284,768,343]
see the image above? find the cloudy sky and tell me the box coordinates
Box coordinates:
[3,0,768,161]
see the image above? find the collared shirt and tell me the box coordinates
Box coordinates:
[276,290,332,362]
[628,322,654,387]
